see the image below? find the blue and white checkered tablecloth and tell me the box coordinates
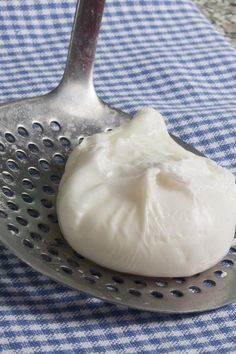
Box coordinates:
[0,0,236,352]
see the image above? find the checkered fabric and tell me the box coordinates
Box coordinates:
[0,0,236,353]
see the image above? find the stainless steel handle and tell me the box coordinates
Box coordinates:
[62,0,105,86]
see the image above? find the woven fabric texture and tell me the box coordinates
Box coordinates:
[0,0,235,353]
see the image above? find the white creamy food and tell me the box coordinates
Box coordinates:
[57,108,236,277]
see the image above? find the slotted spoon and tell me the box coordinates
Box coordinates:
[0,0,235,314]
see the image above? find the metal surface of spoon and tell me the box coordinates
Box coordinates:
[0,0,235,313]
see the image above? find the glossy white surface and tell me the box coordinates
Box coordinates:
[57,108,236,277]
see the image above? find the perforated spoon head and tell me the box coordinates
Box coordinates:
[0,0,235,314]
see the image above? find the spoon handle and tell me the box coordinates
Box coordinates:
[62,0,105,85]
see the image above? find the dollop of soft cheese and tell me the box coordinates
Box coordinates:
[57,108,236,277]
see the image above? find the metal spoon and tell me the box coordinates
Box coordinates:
[0,0,235,313]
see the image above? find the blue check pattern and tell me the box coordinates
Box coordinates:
[0,0,236,352]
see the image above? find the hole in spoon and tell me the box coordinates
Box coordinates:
[221,259,234,268]
[32,122,43,133]
[188,286,201,294]
[112,276,124,284]
[150,291,163,299]
[39,159,50,170]
[5,132,15,143]
[107,284,118,292]
[50,121,61,131]
[22,179,34,190]
[203,279,216,288]
[2,172,13,183]
[41,199,53,208]
[60,265,73,274]
[22,193,33,203]
[170,290,183,297]
[23,239,34,249]
[214,270,227,278]
[43,138,54,148]
[50,175,60,184]
[27,208,39,218]
[59,137,71,147]
[7,160,19,171]
[28,167,40,178]
[0,210,7,218]
[30,232,42,241]
[42,185,54,195]
[40,253,52,262]
[28,142,39,153]
[52,153,65,165]
[228,247,236,255]
[16,216,28,226]
[18,126,29,137]
[128,289,141,297]
[38,223,50,233]
[0,142,5,152]
[16,150,27,161]
[2,186,14,197]
[7,201,18,211]
[7,224,19,234]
